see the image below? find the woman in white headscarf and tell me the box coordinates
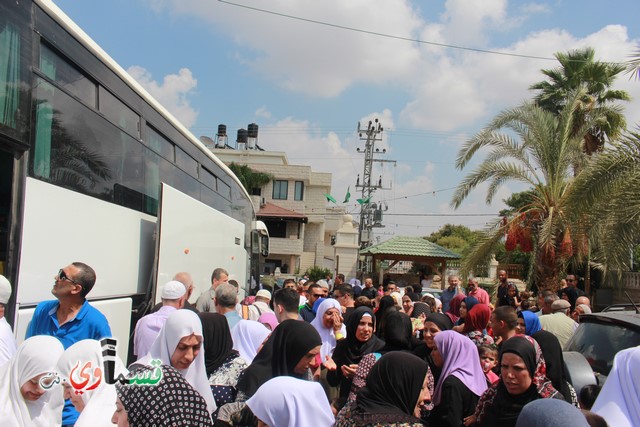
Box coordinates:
[231,319,271,364]
[311,298,347,362]
[246,376,335,427]
[592,345,640,427]
[56,339,127,427]
[0,335,65,426]
[135,309,216,416]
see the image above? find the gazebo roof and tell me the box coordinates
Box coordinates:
[360,236,461,259]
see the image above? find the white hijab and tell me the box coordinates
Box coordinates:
[231,320,270,364]
[0,335,65,426]
[592,345,640,427]
[247,376,334,427]
[56,339,128,427]
[136,309,216,415]
[310,298,346,360]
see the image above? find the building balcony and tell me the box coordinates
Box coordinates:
[270,236,304,255]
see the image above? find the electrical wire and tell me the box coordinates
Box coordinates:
[217,0,630,65]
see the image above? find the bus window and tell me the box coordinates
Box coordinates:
[99,86,139,139]
[39,43,97,108]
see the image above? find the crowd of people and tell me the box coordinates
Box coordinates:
[0,267,638,426]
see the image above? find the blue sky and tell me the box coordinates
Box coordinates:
[53,0,640,239]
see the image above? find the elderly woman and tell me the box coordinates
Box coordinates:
[0,336,65,426]
[135,309,216,415]
[328,306,385,403]
[430,331,487,427]
[335,352,430,427]
[474,335,562,427]
[311,298,346,364]
[113,364,213,426]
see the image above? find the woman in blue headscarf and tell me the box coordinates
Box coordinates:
[516,311,543,336]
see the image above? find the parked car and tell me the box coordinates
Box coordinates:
[563,309,640,391]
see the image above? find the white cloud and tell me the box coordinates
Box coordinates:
[127,66,199,127]
[254,106,272,119]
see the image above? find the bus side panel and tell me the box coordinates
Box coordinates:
[155,183,246,303]
[14,298,132,359]
[17,178,155,303]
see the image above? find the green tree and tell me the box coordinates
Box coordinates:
[424,224,482,257]
[530,47,629,155]
[304,266,332,282]
[569,129,640,273]
[227,163,274,195]
[451,89,601,291]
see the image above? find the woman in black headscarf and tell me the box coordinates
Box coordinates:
[532,330,579,406]
[415,313,454,385]
[235,319,322,399]
[329,306,385,403]
[347,311,429,404]
[474,335,562,427]
[374,296,397,338]
[199,313,248,416]
[335,352,430,427]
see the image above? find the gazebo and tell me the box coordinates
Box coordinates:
[359,236,462,285]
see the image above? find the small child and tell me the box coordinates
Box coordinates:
[478,344,499,386]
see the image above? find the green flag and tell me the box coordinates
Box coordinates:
[357,196,371,205]
[343,186,351,203]
[324,193,337,203]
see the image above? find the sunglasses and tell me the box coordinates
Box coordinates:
[57,269,82,286]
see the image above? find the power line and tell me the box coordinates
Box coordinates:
[217,0,630,65]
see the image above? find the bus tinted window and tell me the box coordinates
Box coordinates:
[218,179,232,200]
[175,146,198,178]
[33,77,145,209]
[147,126,174,161]
[201,167,217,191]
[39,43,97,108]
[0,3,32,142]
[99,86,140,138]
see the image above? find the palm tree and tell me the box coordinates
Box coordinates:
[451,89,599,290]
[569,129,640,273]
[530,47,629,155]
[227,163,274,195]
[626,49,640,80]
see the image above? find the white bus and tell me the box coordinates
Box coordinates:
[0,0,268,361]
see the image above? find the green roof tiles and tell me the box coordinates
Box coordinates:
[360,236,461,259]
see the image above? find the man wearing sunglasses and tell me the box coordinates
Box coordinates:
[25,262,112,426]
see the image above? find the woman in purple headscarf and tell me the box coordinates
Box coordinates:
[430,330,488,427]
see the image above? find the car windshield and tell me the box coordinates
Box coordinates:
[566,321,640,376]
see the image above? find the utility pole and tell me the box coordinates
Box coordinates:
[355,119,395,249]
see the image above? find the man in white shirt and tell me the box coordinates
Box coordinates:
[133,280,186,358]
[0,275,17,365]
[245,289,274,320]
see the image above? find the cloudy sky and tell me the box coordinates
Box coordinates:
[54,0,640,239]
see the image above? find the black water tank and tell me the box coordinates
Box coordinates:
[247,123,259,138]
[217,124,227,136]
[237,129,248,143]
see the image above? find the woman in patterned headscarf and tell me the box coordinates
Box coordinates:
[113,364,213,426]
[474,335,561,427]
